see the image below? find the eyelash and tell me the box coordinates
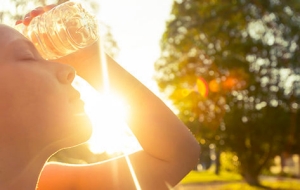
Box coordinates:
[20,52,35,61]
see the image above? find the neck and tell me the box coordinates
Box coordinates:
[0,141,51,190]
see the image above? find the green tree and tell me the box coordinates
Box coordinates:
[155,0,300,186]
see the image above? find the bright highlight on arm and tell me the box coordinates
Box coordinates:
[72,76,142,155]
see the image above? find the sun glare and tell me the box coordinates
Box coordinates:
[72,76,142,155]
[70,3,144,188]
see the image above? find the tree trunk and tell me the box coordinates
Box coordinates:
[215,150,221,175]
[242,170,261,187]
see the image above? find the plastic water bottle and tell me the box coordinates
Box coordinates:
[15,1,99,60]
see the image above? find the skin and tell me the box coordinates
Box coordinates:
[0,5,200,190]
[0,24,92,189]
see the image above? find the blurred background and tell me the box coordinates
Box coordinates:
[2,0,300,189]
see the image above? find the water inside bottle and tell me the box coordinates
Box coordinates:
[15,1,98,60]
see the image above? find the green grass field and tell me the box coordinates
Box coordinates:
[180,170,242,184]
[179,170,300,190]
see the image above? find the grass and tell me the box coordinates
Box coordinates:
[179,169,300,190]
[180,170,242,184]
[261,179,300,190]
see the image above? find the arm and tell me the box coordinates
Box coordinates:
[40,43,200,189]
[19,6,200,190]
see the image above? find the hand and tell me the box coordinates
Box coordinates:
[15,4,56,26]
[16,4,102,90]
[53,41,103,91]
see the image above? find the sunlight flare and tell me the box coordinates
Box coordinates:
[125,155,141,190]
[70,14,143,155]
[72,5,144,189]
[72,76,141,155]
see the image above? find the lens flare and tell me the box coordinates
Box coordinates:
[125,155,141,190]
[195,77,209,98]
[72,14,143,189]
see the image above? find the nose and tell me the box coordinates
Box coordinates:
[56,63,76,84]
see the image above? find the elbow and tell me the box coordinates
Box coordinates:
[176,134,200,174]
[177,139,201,175]
[187,141,201,171]
[170,142,200,186]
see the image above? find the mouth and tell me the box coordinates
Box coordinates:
[72,100,88,119]
[69,90,86,113]
[69,90,81,103]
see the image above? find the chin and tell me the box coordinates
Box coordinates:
[71,114,93,144]
[54,113,93,150]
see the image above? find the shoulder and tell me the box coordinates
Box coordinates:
[37,162,79,190]
[38,158,131,190]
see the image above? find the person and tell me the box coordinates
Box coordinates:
[0,4,200,190]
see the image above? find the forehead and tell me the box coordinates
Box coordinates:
[0,24,29,59]
[0,24,26,46]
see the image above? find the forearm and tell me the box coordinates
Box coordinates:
[105,55,199,167]
[62,45,200,187]
[63,40,199,166]
[74,45,199,164]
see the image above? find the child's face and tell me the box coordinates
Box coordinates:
[0,24,92,150]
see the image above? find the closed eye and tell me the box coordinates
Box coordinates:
[12,39,42,61]
[23,52,35,59]
[18,51,36,61]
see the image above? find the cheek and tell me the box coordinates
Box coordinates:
[30,93,71,126]
[0,80,67,128]
[0,70,91,143]
[17,96,75,144]
[34,98,93,145]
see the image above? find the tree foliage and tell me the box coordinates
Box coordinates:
[155,0,300,186]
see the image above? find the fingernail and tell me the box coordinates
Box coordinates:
[23,16,31,26]
[15,20,22,25]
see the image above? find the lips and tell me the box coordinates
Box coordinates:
[69,89,81,103]
[69,89,86,113]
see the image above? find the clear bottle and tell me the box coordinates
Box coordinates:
[15,1,99,60]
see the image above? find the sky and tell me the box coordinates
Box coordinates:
[97,0,174,94]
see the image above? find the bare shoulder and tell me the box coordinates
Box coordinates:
[38,148,199,190]
[38,155,137,190]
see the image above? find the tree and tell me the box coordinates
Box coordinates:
[155,0,300,186]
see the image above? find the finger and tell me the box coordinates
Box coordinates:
[23,16,32,26]
[24,12,31,20]
[20,4,57,26]
[21,7,42,26]
[44,4,56,11]
[23,6,47,26]
[15,20,23,25]
[30,7,44,17]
